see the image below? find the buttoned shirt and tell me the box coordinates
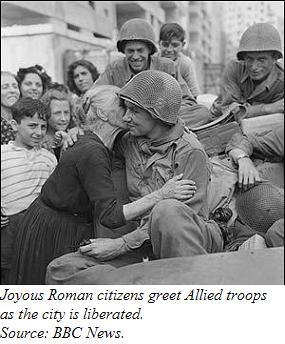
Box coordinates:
[211,60,284,118]
[114,120,212,249]
[94,55,197,113]
[226,125,284,162]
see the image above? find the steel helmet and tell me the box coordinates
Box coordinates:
[236,183,284,233]
[118,70,182,125]
[117,18,157,55]
[237,23,283,60]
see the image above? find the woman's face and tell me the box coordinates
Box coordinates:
[20,73,43,99]
[1,74,20,108]
[73,65,94,95]
[48,99,71,132]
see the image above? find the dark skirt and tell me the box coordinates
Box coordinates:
[1,212,25,284]
[10,197,93,285]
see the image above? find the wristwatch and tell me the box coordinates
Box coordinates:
[236,153,249,163]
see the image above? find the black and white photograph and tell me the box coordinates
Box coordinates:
[1,0,284,286]
[0,2,284,342]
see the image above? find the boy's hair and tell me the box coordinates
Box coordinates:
[159,23,185,42]
[11,97,48,123]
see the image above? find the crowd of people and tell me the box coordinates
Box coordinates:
[1,19,284,285]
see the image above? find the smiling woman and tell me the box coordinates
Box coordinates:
[16,65,52,100]
[1,71,20,144]
[40,89,74,160]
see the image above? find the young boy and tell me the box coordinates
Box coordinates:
[159,22,200,98]
[1,97,57,283]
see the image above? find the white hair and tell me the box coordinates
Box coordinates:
[84,85,122,129]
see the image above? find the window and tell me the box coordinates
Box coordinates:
[67,23,80,32]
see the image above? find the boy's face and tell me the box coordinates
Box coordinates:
[159,38,184,61]
[11,113,47,149]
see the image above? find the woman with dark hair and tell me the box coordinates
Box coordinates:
[1,71,20,144]
[67,59,99,97]
[16,64,52,100]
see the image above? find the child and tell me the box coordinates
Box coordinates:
[1,97,57,283]
[40,89,73,161]
[159,22,200,98]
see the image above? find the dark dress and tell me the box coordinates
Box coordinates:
[1,116,15,144]
[11,132,126,284]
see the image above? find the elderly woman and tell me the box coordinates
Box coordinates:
[1,71,21,144]
[16,64,52,100]
[11,85,195,284]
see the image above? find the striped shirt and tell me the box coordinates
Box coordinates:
[1,142,57,216]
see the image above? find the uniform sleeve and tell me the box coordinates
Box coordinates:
[94,64,113,86]
[248,127,284,160]
[225,132,253,156]
[175,148,210,216]
[220,61,245,105]
[178,55,200,98]
[76,145,126,229]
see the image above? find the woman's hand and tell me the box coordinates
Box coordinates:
[79,238,128,261]
[158,173,196,201]
[60,127,84,151]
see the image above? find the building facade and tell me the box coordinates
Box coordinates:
[223,1,282,61]
[186,1,224,94]
[1,1,186,82]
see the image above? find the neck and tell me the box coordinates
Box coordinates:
[147,123,170,141]
[1,105,12,121]
[92,122,123,149]
[14,137,33,150]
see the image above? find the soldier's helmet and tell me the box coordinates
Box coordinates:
[117,18,157,55]
[118,70,182,125]
[237,22,283,60]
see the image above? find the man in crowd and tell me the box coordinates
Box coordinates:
[211,22,284,121]
[86,18,210,128]
[225,125,284,249]
[46,71,223,284]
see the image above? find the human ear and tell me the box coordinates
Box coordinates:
[97,108,108,122]
[10,119,19,132]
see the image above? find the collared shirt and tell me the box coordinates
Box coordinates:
[94,55,197,108]
[211,60,284,118]
[1,142,57,216]
[226,125,284,162]
[115,121,212,249]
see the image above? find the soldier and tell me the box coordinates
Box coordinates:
[225,126,284,249]
[85,18,210,128]
[46,71,223,284]
[211,23,284,121]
